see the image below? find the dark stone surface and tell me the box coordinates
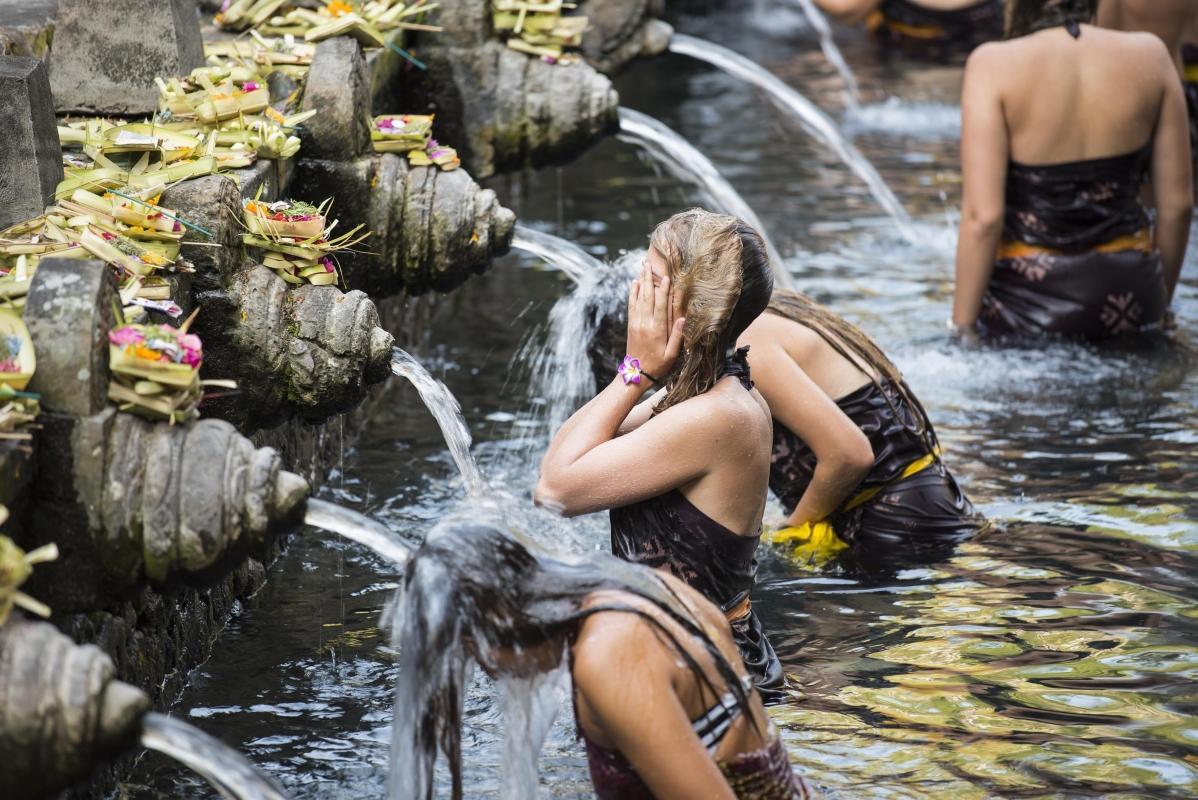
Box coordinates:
[49,0,204,114]
[0,55,63,229]
[24,258,117,417]
[299,37,373,161]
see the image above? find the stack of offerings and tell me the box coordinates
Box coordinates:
[205,33,316,82]
[492,0,587,61]
[107,315,205,424]
[371,115,460,170]
[242,197,371,286]
[155,66,313,163]
[0,216,78,308]
[2,183,192,317]
[58,121,219,188]
[215,0,440,46]
[0,309,39,440]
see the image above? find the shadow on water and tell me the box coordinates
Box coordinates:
[124,0,1198,796]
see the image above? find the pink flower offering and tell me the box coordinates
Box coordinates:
[242,81,260,93]
[108,326,146,347]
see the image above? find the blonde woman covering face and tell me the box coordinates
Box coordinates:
[535,209,783,695]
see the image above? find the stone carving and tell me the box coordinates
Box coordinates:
[294,154,515,296]
[0,617,149,800]
[406,0,619,177]
[579,0,672,74]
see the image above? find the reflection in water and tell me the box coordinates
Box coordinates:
[139,713,289,800]
[125,1,1198,797]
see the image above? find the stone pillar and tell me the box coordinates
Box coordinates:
[0,56,63,229]
[23,258,117,416]
[299,37,373,161]
[0,617,149,800]
[49,0,205,115]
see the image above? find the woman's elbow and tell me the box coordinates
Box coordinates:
[962,204,1004,240]
[836,434,876,480]
[533,477,581,517]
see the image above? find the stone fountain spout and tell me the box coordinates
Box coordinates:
[0,617,151,800]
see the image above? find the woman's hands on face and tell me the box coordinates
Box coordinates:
[626,257,686,381]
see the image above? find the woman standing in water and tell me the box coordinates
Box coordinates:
[740,292,980,566]
[535,209,782,694]
[951,0,1193,339]
[814,0,1004,60]
[392,521,816,800]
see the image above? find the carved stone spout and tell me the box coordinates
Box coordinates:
[0,617,150,800]
[25,409,309,610]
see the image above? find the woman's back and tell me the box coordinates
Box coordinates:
[987,25,1168,163]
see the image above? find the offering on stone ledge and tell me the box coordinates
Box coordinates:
[492,0,586,60]
[215,0,439,43]
[241,196,371,286]
[371,114,433,153]
[107,318,205,424]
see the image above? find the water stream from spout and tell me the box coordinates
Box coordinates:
[511,224,603,284]
[617,107,794,289]
[140,712,289,800]
[668,33,915,241]
[390,347,488,498]
[791,0,861,109]
[303,498,412,568]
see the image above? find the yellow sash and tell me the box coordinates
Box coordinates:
[996,228,1152,261]
[766,449,942,564]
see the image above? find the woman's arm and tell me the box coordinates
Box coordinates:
[952,44,1009,331]
[1148,42,1194,303]
[573,613,739,800]
[535,259,698,516]
[617,388,666,435]
[813,0,883,25]
[742,329,874,527]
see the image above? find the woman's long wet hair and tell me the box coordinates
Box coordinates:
[389,520,757,800]
[1005,0,1097,38]
[648,209,774,414]
[766,290,937,454]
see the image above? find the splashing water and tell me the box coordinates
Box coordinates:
[617,108,794,288]
[517,251,641,437]
[140,712,288,800]
[511,225,603,284]
[390,348,488,499]
[303,498,411,568]
[668,33,916,241]
[790,0,861,109]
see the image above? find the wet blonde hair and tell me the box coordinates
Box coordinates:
[648,209,773,414]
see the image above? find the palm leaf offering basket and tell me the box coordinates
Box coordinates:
[241,195,371,286]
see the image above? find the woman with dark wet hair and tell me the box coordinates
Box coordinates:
[951,0,1193,340]
[814,0,1004,61]
[740,291,981,567]
[391,521,816,800]
[535,209,783,695]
